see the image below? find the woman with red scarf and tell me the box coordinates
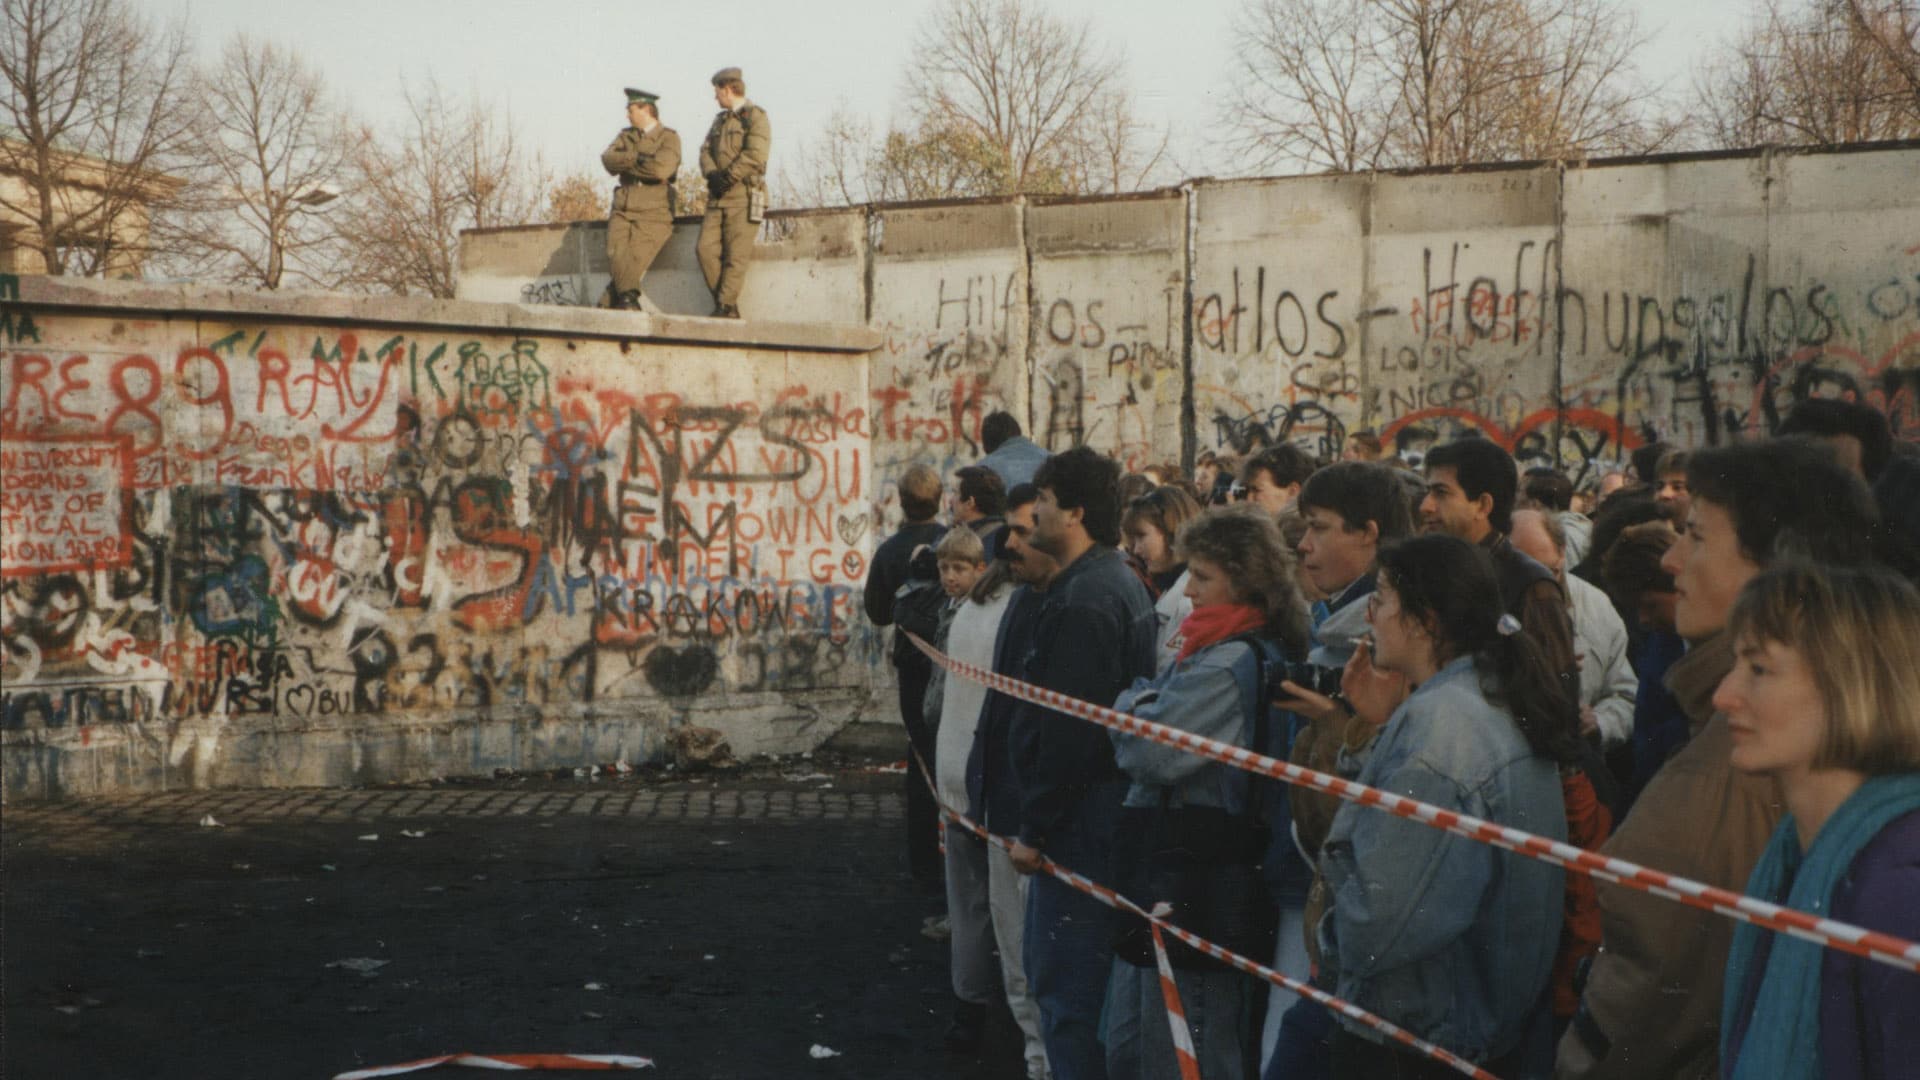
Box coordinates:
[1103,506,1313,1080]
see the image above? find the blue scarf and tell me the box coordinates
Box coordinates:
[1720,773,1920,1080]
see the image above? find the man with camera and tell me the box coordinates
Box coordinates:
[1262,461,1416,1074]
[600,87,681,311]
[697,66,770,318]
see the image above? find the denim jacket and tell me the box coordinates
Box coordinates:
[1317,656,1566,1062]
[1110,636,1276,813]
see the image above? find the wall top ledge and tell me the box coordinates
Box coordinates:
[4,275,882,356]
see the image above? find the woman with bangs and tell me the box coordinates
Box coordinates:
[1712,563,1920,1080]
[1123,485,1205,673]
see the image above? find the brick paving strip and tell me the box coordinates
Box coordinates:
[2,782,904,839]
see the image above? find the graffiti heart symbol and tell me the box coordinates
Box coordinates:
[282,684,317,718]
[644,644,719,698]
[836,514,870,547]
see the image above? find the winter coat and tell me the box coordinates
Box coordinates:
[1556,632,1784,1080]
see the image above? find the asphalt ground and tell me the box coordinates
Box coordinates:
[2,754,1033,1079]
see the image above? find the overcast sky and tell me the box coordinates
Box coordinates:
[148,0,1760,196]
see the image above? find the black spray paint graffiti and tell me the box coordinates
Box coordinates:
[1210,401,1349,459]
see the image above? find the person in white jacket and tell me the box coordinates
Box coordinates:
[1512,509,1637,745]
[926,531,1047,1075]
[1123,486,1203,672]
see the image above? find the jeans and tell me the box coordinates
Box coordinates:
[1330,1026,1524,1080]
[1105,959,1254,1080]
[1264,996,1333,1080]
[1024,780,1124,1080]
[1257,901,1311,1072]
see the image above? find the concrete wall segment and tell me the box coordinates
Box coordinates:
[1028,195,1185,470]
[1190,175,1371,464]
[2,274,884,800]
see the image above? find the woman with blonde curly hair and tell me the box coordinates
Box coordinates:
[1103,505,1311,1079]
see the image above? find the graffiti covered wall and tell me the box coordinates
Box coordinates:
[464,142,1920,487]
[1,277,882,798]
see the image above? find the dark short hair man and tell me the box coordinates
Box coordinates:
[949,464,1007,545]
[1420,438,1580,705]
[1277,461,1417,902]
[697,67,770,318]
[1777,397,1894,480]
[977,410,1048,490]
[1240,443,1317,517]
[1559,438,1879,1080]
[601,88,681,310]
[958,481,1054,1077]
[1006,447,1157,1080]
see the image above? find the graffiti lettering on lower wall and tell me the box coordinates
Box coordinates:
[1,320,880,745]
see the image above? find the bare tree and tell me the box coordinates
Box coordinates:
[1696,0,1920,147]
[1225,0,1677,173]
[1849,0,1920,103]
[0,0,195,276]
[154,33,357,289]
[778,105,875,208]
[1227,0,1394,172]
[906,0,1139,194]
[778,0,1169,207]
[333,81,548,298]
[1081,89,1176,194]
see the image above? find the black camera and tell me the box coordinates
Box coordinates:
[1273,659,1341,698]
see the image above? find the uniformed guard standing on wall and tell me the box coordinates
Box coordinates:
[601,87,681,310]
[697,67,770,319]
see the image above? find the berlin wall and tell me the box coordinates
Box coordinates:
[0,276,883,798]
[464,141,1920,502]
[8,141,1914,800]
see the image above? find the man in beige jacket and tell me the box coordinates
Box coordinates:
[1556,438,1878,1079]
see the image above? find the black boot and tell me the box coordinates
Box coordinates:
[942,999,987,1053]
[713,303,741,319]
[616,290,643,310]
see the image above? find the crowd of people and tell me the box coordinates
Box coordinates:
[863,402,1920,1080]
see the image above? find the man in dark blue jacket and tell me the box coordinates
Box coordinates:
[1004,447,1157,1080]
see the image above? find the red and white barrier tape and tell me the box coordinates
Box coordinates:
[906,632,1920,976]
[919,745,1496,1079]
[334,1051,653,1078]
[1146,904,1205,1080]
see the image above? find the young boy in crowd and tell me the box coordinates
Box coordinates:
[923,528,990,739]
[917,526,999,1053]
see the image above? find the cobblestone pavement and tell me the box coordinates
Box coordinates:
[3,762,1034,1080]
[4,782,906,837]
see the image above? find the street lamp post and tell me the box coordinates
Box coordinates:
[263,184,339,289]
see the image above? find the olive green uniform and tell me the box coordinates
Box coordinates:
[696,101,770,312]
[601,123,681,305]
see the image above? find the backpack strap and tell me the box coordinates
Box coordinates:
[1223,633,1278,824]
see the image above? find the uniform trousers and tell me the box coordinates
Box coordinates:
[606,208,671,297]
[696,199,754,307]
